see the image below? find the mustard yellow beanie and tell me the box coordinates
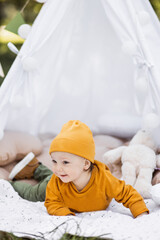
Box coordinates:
[49,120,95,163]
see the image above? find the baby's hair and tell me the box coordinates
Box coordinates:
[88,162,94,172]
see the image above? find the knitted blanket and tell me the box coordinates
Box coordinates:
[0,180,160,240]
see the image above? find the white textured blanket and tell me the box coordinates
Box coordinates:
[0,180,160,240]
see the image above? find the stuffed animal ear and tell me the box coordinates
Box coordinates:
[103,146,127,165]
[129,129,157,151]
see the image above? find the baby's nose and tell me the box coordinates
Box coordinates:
[56,165,63,172]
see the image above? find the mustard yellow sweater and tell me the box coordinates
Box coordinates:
[44,160,149,217]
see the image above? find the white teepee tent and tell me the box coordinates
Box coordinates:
[0,0,160,139]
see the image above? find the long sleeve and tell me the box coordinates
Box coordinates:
[44,176,75,216]
[104,170,149,217]
[44,160,149,217]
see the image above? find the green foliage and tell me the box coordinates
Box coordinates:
[0,43,22,85]
[0,231,35,240]
[0,231,113,240]
[0,0,42,25]
[0,0,42,84]
[149,0,160,19]
[60,233,113,240]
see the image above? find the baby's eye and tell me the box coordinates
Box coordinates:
[52,160,57,164]
[63,161,69,165]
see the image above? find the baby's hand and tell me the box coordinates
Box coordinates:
[136,212,148,218]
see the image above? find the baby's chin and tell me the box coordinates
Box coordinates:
[58,174,71,183]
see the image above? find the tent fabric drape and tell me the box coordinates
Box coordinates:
[0,0,160,138]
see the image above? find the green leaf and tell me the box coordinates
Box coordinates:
[5,12,25,35]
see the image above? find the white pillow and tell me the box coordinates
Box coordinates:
[0,131,43,166]
[97,114,141,139]
[94,135,124,148]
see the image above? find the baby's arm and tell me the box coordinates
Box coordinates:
[45,186,75,216]
[115,183,149,218]
[44,177,75,216]
[105,171,149,218]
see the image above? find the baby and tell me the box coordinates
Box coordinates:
[9,120,149,218]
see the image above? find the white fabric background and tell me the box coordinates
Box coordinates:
[0,0,160,137]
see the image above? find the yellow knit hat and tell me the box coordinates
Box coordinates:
[49,120,95,163]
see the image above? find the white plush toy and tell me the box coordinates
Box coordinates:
[103,129,160,199]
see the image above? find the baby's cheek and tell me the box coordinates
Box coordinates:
[52,167,56,173]
[66,169,74,176]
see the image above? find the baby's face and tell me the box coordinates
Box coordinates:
[50,151,90,185]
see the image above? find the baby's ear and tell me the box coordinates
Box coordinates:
[84,159,91,170]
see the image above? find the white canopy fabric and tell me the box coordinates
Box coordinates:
[0,0,160,138]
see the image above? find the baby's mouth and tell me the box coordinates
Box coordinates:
[60,174,68,178]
